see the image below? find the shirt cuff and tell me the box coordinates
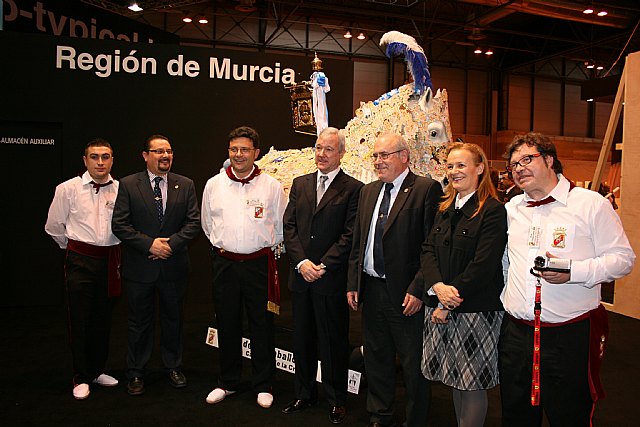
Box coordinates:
[427,282,445,296]
[296,259,309,272]
[566,259,584,284]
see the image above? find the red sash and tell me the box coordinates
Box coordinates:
[508,304,609,404]
[67,239,121,297]
[214,247,280,315]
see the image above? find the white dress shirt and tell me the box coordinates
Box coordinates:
[363,167,410,277]
[45,171,120,248]
[501,174,635,322]
[201,168,287,254]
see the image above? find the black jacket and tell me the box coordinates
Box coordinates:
[284,169,363,295]
[112,171,201,283]
[421,194,507,313]
[348,171,443,313]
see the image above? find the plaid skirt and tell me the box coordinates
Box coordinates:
[421,308,504,390]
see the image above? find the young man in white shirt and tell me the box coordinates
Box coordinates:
[45,139,120,400]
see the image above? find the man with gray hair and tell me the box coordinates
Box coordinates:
[282,127,363,424]
[348,132,442,427]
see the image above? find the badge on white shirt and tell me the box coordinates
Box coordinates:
[246,198,265,219]
[528,225,541,248]
[546,223,575,252]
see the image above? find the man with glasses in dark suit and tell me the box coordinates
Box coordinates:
[112,134,200,396]
[347,132,442,427]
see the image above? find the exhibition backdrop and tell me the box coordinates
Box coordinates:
[0,22,354,306]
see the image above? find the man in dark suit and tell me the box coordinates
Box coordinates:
[347,132,443,427]
[282,127,363,424]
[112,134,200,396]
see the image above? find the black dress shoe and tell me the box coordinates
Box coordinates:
[281,398,316,414]
[168,370,187,388]
[127,377,145,396]
[330,406,346,424]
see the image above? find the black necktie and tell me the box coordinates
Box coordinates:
[153,176,164,223]
[373,183,394,277]
[90,180,113,194]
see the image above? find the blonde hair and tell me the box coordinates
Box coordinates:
[439,142,499,218]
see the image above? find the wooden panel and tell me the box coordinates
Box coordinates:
[533,80,562,135]
[595,102,614,139]
[612,51,640,319]
[564,84,589,137]
[432,66,466,135]
[352,61,387,113]
[508,75,532,131]
[466,70,489,135]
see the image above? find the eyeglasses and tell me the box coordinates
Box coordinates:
[506,153,542,172]
[228,147,255,154]
[146,149,173,155]
[371,149,403,161]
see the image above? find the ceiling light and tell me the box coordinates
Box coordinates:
[583,8,594,14]
[474,46,482,54]
[485,48,493,56]
[587,98,594,102]
[596,65,604,70]
[344,30,352,39]
[597,10,608,17]
[183,17,192,23]
[198,16,208,24]
[128,2,143,12]
[357,32,366,40]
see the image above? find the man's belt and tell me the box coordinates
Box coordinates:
[214,247,280,315]
[67,239,121,297]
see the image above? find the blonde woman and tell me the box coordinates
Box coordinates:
[421,142,507,427]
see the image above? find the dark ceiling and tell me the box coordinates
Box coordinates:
[82,0,640,76]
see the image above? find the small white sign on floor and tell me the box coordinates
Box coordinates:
[206,327,361,394]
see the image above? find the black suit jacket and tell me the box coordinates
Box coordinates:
[112,171,201,283]
[347,171,443,313]
[421,195,507,312]
[284,170,363,295]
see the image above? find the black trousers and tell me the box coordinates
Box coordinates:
[65,250,113,385]
[361,275,430,427]
[499,315,592,427]
[212,251,275,394]
[291,288,349,406]
[125,275,186,379]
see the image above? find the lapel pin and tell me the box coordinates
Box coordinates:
[175,185,179,189]
[404,188,409,193]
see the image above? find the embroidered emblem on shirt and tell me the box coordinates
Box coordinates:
[255,206,264,218]
[552,227,566,248]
